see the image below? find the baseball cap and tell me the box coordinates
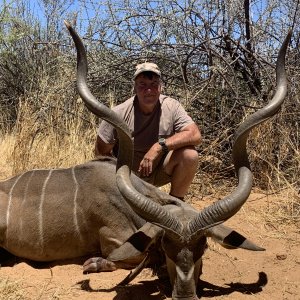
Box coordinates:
[133,62,161,79]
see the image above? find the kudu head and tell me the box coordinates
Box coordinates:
[65,21,291,299]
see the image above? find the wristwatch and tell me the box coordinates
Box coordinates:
[158,138,169,153]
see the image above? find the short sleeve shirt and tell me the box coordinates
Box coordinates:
[98,94,194,172]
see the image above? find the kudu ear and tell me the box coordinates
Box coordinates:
[108,223,163,262]
[206,224,265,251]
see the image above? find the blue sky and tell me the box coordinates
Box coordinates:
[1,0,272,29]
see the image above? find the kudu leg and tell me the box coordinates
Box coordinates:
[83,257,117,274]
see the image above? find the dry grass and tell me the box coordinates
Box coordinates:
[12,99,96,173]
[0,276,76,300]
[262,189,300,230]
[0,278,25,300]
[246,117,300,228]
[1,97,96,179]
[249,121,299,189]
[0,133,15,179]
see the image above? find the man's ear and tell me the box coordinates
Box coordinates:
[132,86,136,94]
[159,80,164,92]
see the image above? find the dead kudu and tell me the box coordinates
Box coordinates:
[0,21,290,299]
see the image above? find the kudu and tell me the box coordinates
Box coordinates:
[0,21,290,299]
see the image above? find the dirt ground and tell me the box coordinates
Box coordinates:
[0,192,299,300]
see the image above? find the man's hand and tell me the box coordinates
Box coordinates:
[95,135,115,157]
[138,143,163,177]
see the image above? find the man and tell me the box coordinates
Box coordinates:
[95,62,201,200]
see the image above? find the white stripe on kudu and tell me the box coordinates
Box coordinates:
[39,169,53,250]
[6,173,25,246]
[72,166,83,241]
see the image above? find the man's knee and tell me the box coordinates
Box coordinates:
[176,146,199,166]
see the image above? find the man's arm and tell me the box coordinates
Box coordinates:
[148,123,201,156]
[95,135,115,157]
[138,123,201,176]
[162,123,201,151]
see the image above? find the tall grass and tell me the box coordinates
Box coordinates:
[0,85,96,179]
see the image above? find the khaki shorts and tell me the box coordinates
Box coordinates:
[134,152,172,187]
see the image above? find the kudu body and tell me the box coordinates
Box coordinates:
[0,22,290,300]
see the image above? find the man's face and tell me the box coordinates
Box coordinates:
[134,73,161,112]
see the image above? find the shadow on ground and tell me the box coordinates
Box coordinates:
[76,271,268,299]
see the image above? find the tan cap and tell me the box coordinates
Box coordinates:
[133,62,161,79]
